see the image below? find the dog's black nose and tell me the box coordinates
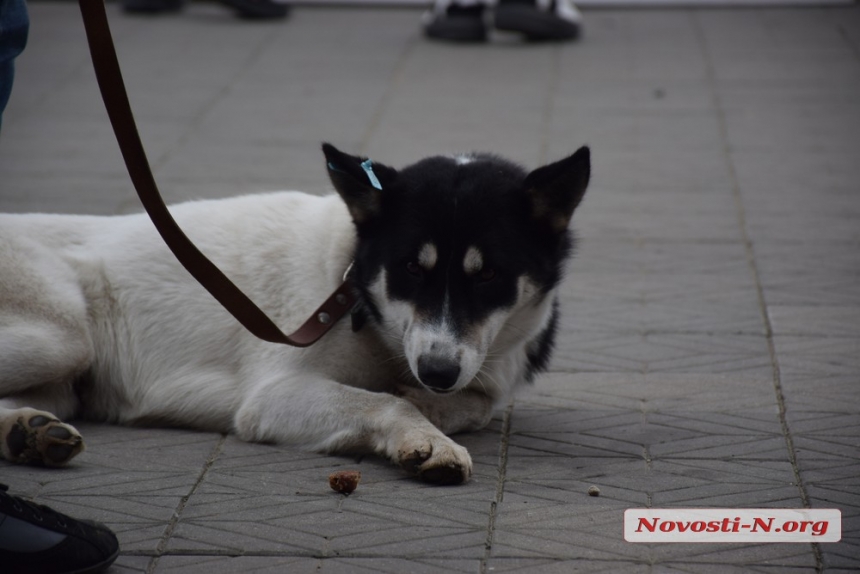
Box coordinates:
[417,356,461,392]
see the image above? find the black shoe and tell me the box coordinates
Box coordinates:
[495,0,582,41]
[423,2,488,43]
[219,0,290,20]
[122,0,184,14]
[0,484,119,574]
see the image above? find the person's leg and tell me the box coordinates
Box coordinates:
[423,0,490,43]
[423,0,582,43]
[0,0,30,131]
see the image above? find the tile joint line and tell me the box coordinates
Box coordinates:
[481,401,514,573]
[689,10,822,572]
[146,434,228,574]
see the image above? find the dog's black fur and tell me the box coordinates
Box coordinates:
[324,144,589,387]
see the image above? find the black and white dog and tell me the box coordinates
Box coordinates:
[0,144,590,484]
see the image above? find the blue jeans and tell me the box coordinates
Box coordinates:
[0,0,29,131]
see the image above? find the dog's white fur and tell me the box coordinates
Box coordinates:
[0,192,554,481]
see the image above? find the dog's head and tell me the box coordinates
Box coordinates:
[323,143,590,395]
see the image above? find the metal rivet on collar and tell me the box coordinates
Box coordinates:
[317,312,332,325]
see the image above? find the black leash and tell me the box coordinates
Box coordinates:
[77,0,355,347]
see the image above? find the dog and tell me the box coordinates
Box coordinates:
[0,143,590,484]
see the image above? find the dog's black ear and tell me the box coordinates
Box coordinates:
[523,146,590,234]
[323,143,397,225]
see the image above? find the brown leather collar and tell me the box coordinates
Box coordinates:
[77,0,355,347]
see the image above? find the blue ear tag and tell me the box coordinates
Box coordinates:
[361,159,383,190]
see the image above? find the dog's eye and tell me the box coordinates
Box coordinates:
[478,268,496,283]
[406,261,423,279]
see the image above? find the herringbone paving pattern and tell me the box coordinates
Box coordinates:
[1,2,858,572]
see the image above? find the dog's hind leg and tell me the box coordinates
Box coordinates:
[0,235,93,466]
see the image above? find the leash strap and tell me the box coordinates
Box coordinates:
[77,0,355,348]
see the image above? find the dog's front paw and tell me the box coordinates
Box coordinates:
[1,408,84,467]
[396,431,472,485]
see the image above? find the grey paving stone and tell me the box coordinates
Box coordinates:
[649,482,803,508]
[153,555,320,573]
[508,433,645,460]
[648,542,818,568]
[111,554,151,573]
[726,107,860,153]
[502,472,648,508]
[652,565,810,574]
[549,106,724,155]
[551,331,775,376]
[780,373,860,419]
[366,42,556,166]
[572,188,742,243]
[559,290,766,336]
[492,515,650,561]
[555,11,707,82]
[774,336,860,383]
[768,306,860,338]
[742,193,860,249]
[733,153,860,207]
[651,433,791,462]
[566,239,755,278]
[787,411,860,442]
[166,519,323,555]
[793,436,860,466]
[753,243,860,308]
[574,150,731,195]
[814,486,860,569]
[486,558,650,573]
[317,557,480,574]
[523,373,779,413]
[643,458,798,496]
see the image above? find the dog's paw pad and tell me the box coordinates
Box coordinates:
[45,443,77,465]
[46,425,73,440]
[29,415,53,428]
[2,411,84,467]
